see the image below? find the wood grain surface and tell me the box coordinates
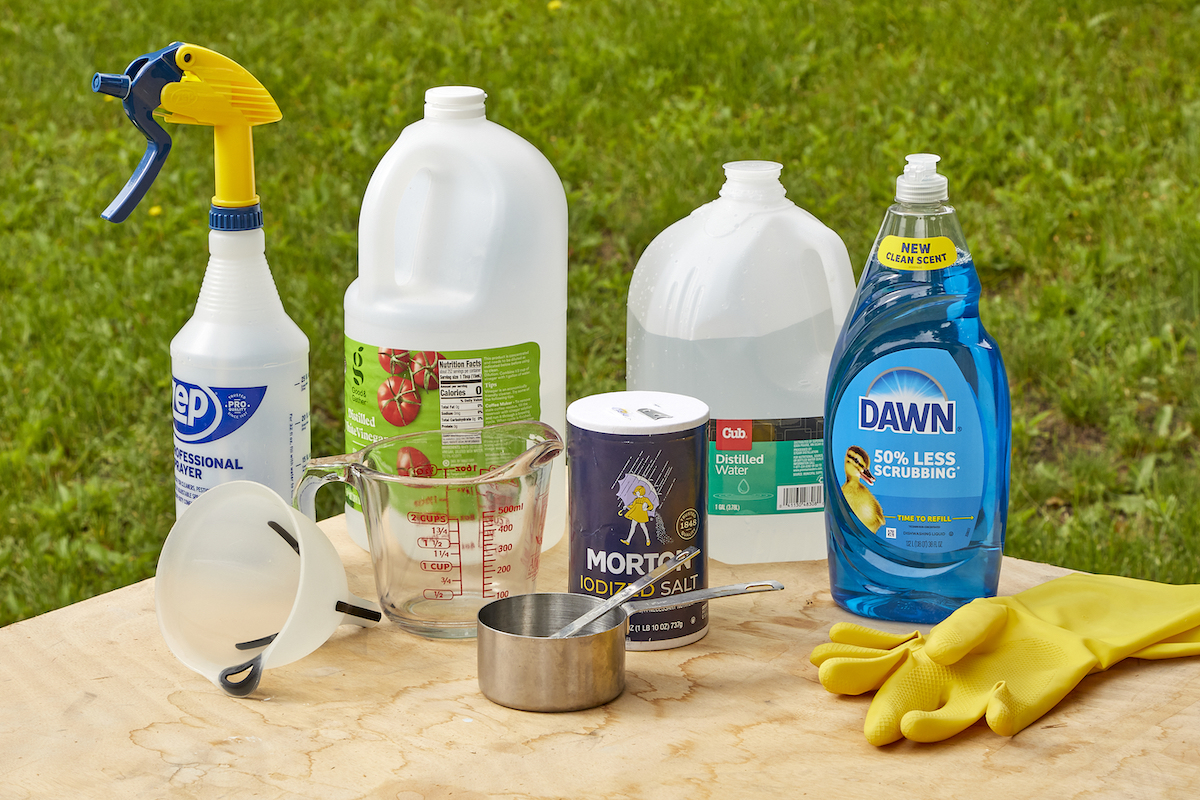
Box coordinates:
[1,515,1197,799]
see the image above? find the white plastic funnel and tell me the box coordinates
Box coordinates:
[156,481,381,696]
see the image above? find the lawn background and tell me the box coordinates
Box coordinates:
[1,0,1198,626]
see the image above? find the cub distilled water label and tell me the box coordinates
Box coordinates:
[708,417,825,517]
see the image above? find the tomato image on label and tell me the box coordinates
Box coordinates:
[396,446,435,477]
[411,350,442,390]
[379,348,410,375]
[378,375,421,426]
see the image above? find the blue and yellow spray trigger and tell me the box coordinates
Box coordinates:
[93,42,281,229]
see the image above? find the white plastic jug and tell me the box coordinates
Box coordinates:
[626,161,855,563]
[343,87,567,550]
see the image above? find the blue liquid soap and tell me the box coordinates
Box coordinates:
[824,154,1011,624]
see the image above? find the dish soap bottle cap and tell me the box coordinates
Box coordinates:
[895,153,948,204]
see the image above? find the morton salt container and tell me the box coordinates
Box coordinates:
[627,161,855,563]
[567,391,709,650]
[343,86,567,550]
[825,154,1011,624]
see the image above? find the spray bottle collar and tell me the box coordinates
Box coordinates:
[210,204,263,231]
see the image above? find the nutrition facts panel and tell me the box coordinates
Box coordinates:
[438,357,484,429]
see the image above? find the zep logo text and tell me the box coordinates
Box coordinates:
[172,378,268,444]
[174,380,220,434]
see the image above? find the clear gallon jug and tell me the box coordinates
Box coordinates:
[825,154,1011,624]
[343,87,567,550]
[626,161,855,563]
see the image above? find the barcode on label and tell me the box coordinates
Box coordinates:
[777,484,823,511]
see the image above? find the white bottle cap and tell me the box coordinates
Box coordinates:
[567,391,709,436]
[719,160,787,202]
[424,86,487,120]
[895,153,948,203]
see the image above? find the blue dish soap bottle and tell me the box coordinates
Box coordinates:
[824,154,1011,623]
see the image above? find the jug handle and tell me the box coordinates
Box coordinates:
[818,234,857,324]
[358,139,452,292]
[293,453,358,521]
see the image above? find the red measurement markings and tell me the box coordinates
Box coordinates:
[417,536,452,550]
[418,517,461,596]
[481,511,497,597]
[481,512,518,598]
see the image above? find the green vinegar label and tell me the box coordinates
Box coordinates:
[707,417,824,516]
[344,338,541,507]
[345,338,541,447]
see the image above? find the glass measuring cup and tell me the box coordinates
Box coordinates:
[295,421,563,639]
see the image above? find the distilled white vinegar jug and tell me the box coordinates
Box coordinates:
[344,87,567,550]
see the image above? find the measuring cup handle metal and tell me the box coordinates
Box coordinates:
[621,580,785,615]
[294,453,359,520]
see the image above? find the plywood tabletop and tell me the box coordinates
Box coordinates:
[1,515,1197,799]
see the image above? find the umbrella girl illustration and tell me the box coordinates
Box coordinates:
[616,473,659,546]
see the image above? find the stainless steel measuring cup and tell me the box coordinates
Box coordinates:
[476,581,784,711]
[296,421,563,639]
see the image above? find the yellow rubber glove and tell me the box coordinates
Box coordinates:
[810,573,1200,745]
[1133,626,1200,659]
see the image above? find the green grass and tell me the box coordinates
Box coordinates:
[1,0,1198,626]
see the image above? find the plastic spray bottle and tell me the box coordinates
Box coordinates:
[626,161,856,563]
[343,87,567,550]
[824,154,1010,623]
[94,43,310,516]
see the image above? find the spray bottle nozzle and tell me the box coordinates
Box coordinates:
[92,73,131,99]
[93,42,280,227]
[92,43,185,223]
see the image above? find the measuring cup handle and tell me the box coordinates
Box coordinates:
[621,581,785,615]
[293,453,358,520]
